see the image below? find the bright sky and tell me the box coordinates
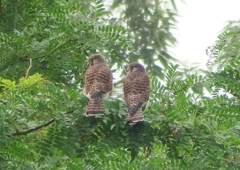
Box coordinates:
[171,0,240,69]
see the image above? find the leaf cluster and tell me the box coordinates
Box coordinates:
[110,0,178,78]
[0,1,240,169]
[0,0,132,86]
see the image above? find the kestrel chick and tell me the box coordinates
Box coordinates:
[83,54,113,116]
[123,63,150,125]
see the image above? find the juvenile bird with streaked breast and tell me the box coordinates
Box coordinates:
[123,63,150,125]
[83,54,113,116]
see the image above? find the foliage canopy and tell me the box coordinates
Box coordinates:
[0,0,240,169]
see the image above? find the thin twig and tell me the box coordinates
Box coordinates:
[25,59,32,79]
[33,40,71,60]
[20,38,76,61]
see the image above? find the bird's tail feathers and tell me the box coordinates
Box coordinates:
[86,99,104,116]
[127,108,144,125]
[128,102,143,117]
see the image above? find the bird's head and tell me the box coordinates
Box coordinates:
[87,54,105,66]
[128,62,145,72]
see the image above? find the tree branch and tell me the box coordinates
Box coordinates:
[7,119,55,137]
[20,38,77,61]
[7,110,74,137]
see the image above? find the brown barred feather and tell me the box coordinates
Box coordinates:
[86,99,104,116]
[128,109,144,125]
[123,63,150,125]
[83,54,113,116]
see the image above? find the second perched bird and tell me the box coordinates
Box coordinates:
[83,54,113,116]
[123,63,150,125]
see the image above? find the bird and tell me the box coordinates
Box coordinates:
[123,63,150,125]
[83,54,113,116]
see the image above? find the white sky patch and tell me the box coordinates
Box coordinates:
[171,0,240,70]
